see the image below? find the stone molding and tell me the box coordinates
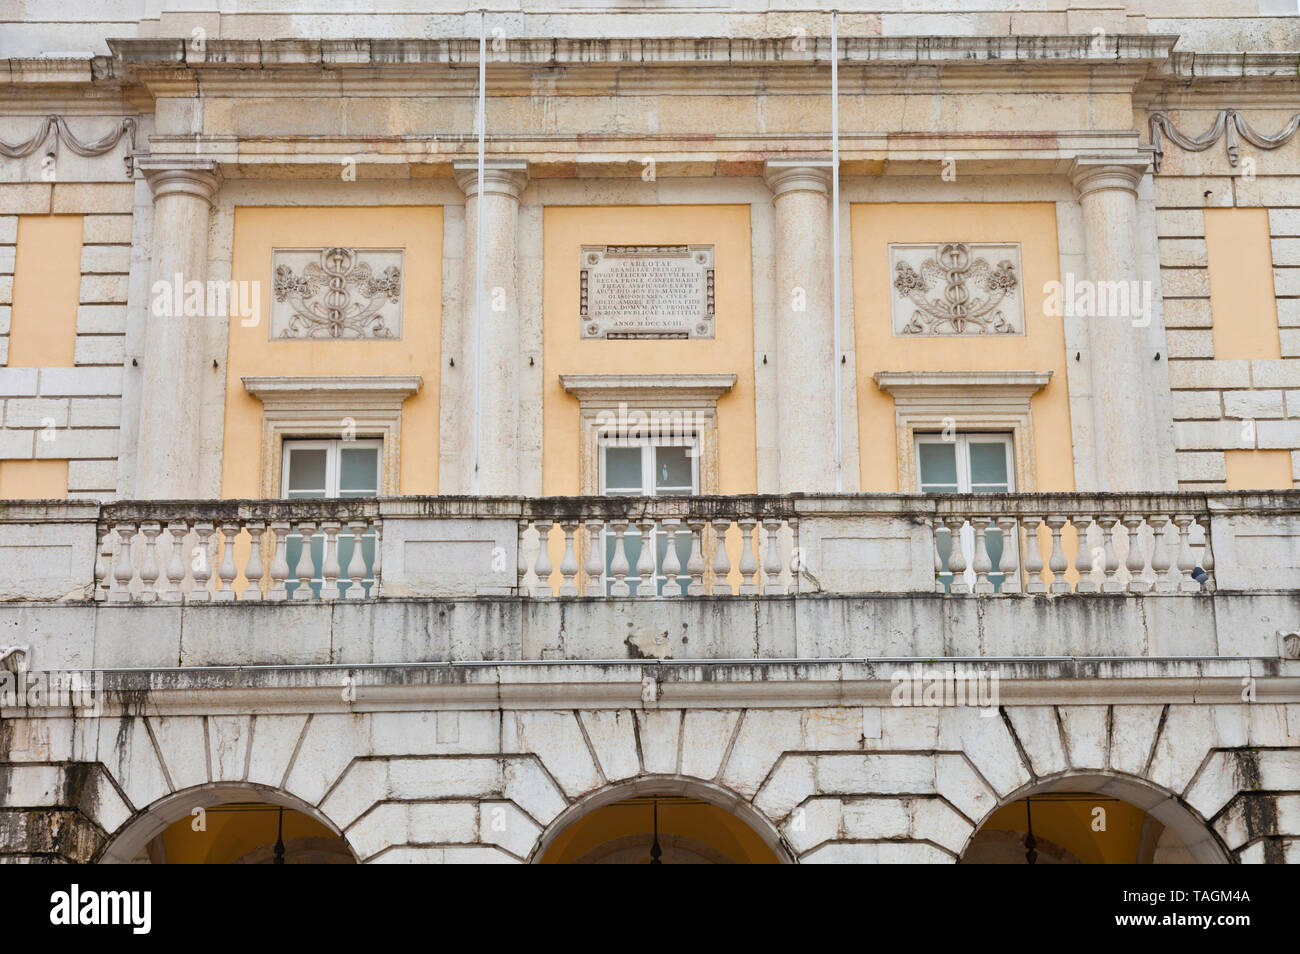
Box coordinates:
[453,159,529,200]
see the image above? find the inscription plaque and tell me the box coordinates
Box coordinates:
[580,245,714,339]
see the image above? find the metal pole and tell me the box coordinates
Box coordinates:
[472,10,486,494]
[831,10,843,492]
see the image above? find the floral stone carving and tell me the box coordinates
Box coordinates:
[889,243,1023,336]
[271,247,403,339]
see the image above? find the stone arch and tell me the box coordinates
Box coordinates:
[96,781,359,864]
[959,771,1231,864]
[528,775,797,864]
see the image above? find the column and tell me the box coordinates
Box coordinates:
[454,159,528,495]
[764,159,838,492]
[1069,156,1159,491]
[135,161,220,498]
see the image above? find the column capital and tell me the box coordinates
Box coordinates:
[139,160,222,205]
[1068,155,1149,199]
[454,159,529,200]
[763,159,833,198]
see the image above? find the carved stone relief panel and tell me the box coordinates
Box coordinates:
[889,242,1023,336]
[271,247,404,339]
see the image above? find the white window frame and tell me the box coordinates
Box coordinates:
[914,432,1016,494]
[597,433,701,497]
[281,438,384,498]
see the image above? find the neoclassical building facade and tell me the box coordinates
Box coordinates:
[1,1,1299,864]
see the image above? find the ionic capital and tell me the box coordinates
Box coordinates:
[763,159,833,199]
[139,160,222,206]
[1069,155,1148,199]
[454,159,529,201]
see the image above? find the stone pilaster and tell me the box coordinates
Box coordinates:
[454,159,528,495]
[135,161,220,499]
[764,160,838,493]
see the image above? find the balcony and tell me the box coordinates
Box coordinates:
[1,492,1297,670]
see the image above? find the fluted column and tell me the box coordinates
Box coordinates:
[1070,156,1157,491]
[455,159,528,495]
[135,162,220,498]
[764,159,838,492]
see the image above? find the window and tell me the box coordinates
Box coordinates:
[598,435,700,595]
[917,432,1015,592]
[282,439,381,597]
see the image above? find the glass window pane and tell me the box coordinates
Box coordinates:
[286,448,327,495]
[339,447,379,495]
[604,447,642,492]
[917,442,957,488]
[654,445,693,492]
[968,442,1009,488]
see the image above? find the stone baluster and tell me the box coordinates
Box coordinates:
[1123,514,1150,593]
[292,520,317,600]
[661,518,684,597]
[558,520,580,597]
[996,516,1019,594]
[111,523,137,601]
[634,518,656,597]
[1097,515,1122,593]
[1148,515,1174,594]
[138,521,162,603]
[1073,515,1097,593]
[608,519,631,597]
[943,516,968,595]
[787,517,801,594]
[215,520,240,601]
[370,520,382,596]
[319,521,342,600]
[1173,514,1197,592]
[268,521,291,602]
[971,517,994,594]
[190,521,214,602]
[163,521,188,602]
[686,518,707,596]
[1198,518,1215,592]
[932,516,947,594]
[1022,516,1046,594]
[532,519,554,599]
[710,518,733,596]
[762,518,784,595]
[737,518,759,595]
[583,520,605,597]
[517,521,530,595]
[1044,515,1070,594]
[344,520,368,600]
[95,528,113,601]
[242,521,266,601]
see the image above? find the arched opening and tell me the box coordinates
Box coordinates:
[99,783,357,865]
[960,774,1229,865]
[534,778,792,864]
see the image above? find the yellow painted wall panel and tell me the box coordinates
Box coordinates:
[0,459,68,499]
[9,215,82,367]
[851,202,1074,492]
[1224,449,1293,490]
[223,206,442,497]
[542,205,756,495]
[1205,208,1281,361]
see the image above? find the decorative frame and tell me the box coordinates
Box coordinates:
[873,370,1052,492]
[242,375,422,497]
[559,373,736,495]
[579,245,715,339]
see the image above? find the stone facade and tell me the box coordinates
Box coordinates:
[2,2,1300,864]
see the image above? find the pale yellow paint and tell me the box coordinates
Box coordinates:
[159,803,349,864]
[851,203,1074,493]
[9,215,82,367]
[0,459,68,499]
[1205,208,1281,361]
[542,205,756,495]
[222,207,442,497]
[1225,449,1294,490]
